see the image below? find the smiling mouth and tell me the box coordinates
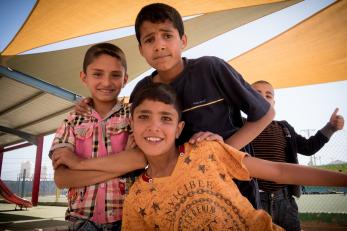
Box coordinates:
[145,136,164,142]
[98,89,115,93]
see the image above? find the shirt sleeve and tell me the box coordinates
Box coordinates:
[48,113,76,159]
[211,141,251,181]
[122,187,146,231]
[210,57,270,122]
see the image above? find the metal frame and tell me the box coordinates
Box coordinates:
[0,65,81,102]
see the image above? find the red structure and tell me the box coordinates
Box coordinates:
[0,147,3,178]
[32,136,44,206]
[0,138,44,206]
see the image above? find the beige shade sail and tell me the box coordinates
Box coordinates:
[1,0,283,55]
[229,0,347,89]
[0,75,75,147]
[0,0,299,97]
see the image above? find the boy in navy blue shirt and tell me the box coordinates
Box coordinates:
[130,3,275,208]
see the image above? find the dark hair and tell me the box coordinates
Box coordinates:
[135,3,184,44]
[252,80,272,86]
[131,83,182,119]
[83,43,127,73]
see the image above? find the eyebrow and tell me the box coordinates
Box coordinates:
[138,109,175,116]
[142,28,174,40]
[265,91,274,96]
[90,68,122,74]
[90,68,104,71]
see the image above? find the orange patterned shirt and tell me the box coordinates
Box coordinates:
[122,141,283,231]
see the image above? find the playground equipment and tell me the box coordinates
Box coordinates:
[0,179,32,210]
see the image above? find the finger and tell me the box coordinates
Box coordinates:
[337,119,344,129]
[207,134,223,142]
[52,153,59,162]
[196,132,213,143]
[189,132,204,144]
[332,108,339,117]
[53,159,60,169]
[130,142,137,149]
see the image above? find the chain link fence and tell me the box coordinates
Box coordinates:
[296,129,347,214]
[1,130,346,213]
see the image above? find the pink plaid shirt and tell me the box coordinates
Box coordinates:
[50,100,133,224]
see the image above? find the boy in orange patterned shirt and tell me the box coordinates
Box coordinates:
[54,83,347,230]
[122,83,347,230]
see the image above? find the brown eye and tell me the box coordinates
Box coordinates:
[138,114,148,120]
[162,116,172,122]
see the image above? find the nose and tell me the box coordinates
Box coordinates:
[154,38,165,52]
[146,119,161,132]
[101,76,112,86]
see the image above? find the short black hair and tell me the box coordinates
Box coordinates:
[131,83,182,119]
[252,80,272,86]
[83,43,127,73]
[135,3,184,44]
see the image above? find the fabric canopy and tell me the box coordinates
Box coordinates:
[1,0,345,148]
[1,0,282,55]
[229,0,347,88]
[1,0,298,96]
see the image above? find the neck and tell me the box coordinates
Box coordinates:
[154,58,184,84]
[146,146,179,178]
[93,99,118,118]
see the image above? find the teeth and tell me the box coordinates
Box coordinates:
[146,137,162,142]
[99,89,113,93]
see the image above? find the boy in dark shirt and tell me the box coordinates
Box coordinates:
[251,80,344,230]
[130,3,275,208]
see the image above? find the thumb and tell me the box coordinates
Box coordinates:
[332,108,339,117]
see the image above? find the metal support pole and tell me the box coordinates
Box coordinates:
[31,136,44,206]
[21,169,26,198]
[0,147,3,177]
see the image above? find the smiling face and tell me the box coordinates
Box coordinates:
[138,20,187,76]
[131,99,184,157]
[251,82,275,107]
[80,54,128,108]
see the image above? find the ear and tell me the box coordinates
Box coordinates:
[130,116,134,131]
[123,74,129,88]
[181,34,187,50]
[138,44,144,57]
[175,121,185,139]
[80,71,87,85]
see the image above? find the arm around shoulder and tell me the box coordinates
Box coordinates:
[225,105,275,150]
[54,166,119,188]
[77,148,147,174]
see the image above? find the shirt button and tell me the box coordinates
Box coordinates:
[100,183,105,188]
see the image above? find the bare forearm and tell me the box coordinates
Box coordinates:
[245,157,347,187]
[225,106,275,149]
[274,163,347,186]
[77,149,146,174]
[54,166,118,188]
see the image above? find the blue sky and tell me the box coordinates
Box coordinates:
[0,0,346,180]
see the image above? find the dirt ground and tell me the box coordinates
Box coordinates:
[301,221,347,231]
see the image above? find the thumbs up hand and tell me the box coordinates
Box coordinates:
[329,108,344,131]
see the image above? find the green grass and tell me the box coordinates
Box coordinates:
[299,213,347,225]
[316,163,347,173]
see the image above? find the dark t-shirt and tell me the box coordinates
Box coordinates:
[130,56,270,209]
[130,56,270,145]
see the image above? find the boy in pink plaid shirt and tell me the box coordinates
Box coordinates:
[50,43,146,230]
